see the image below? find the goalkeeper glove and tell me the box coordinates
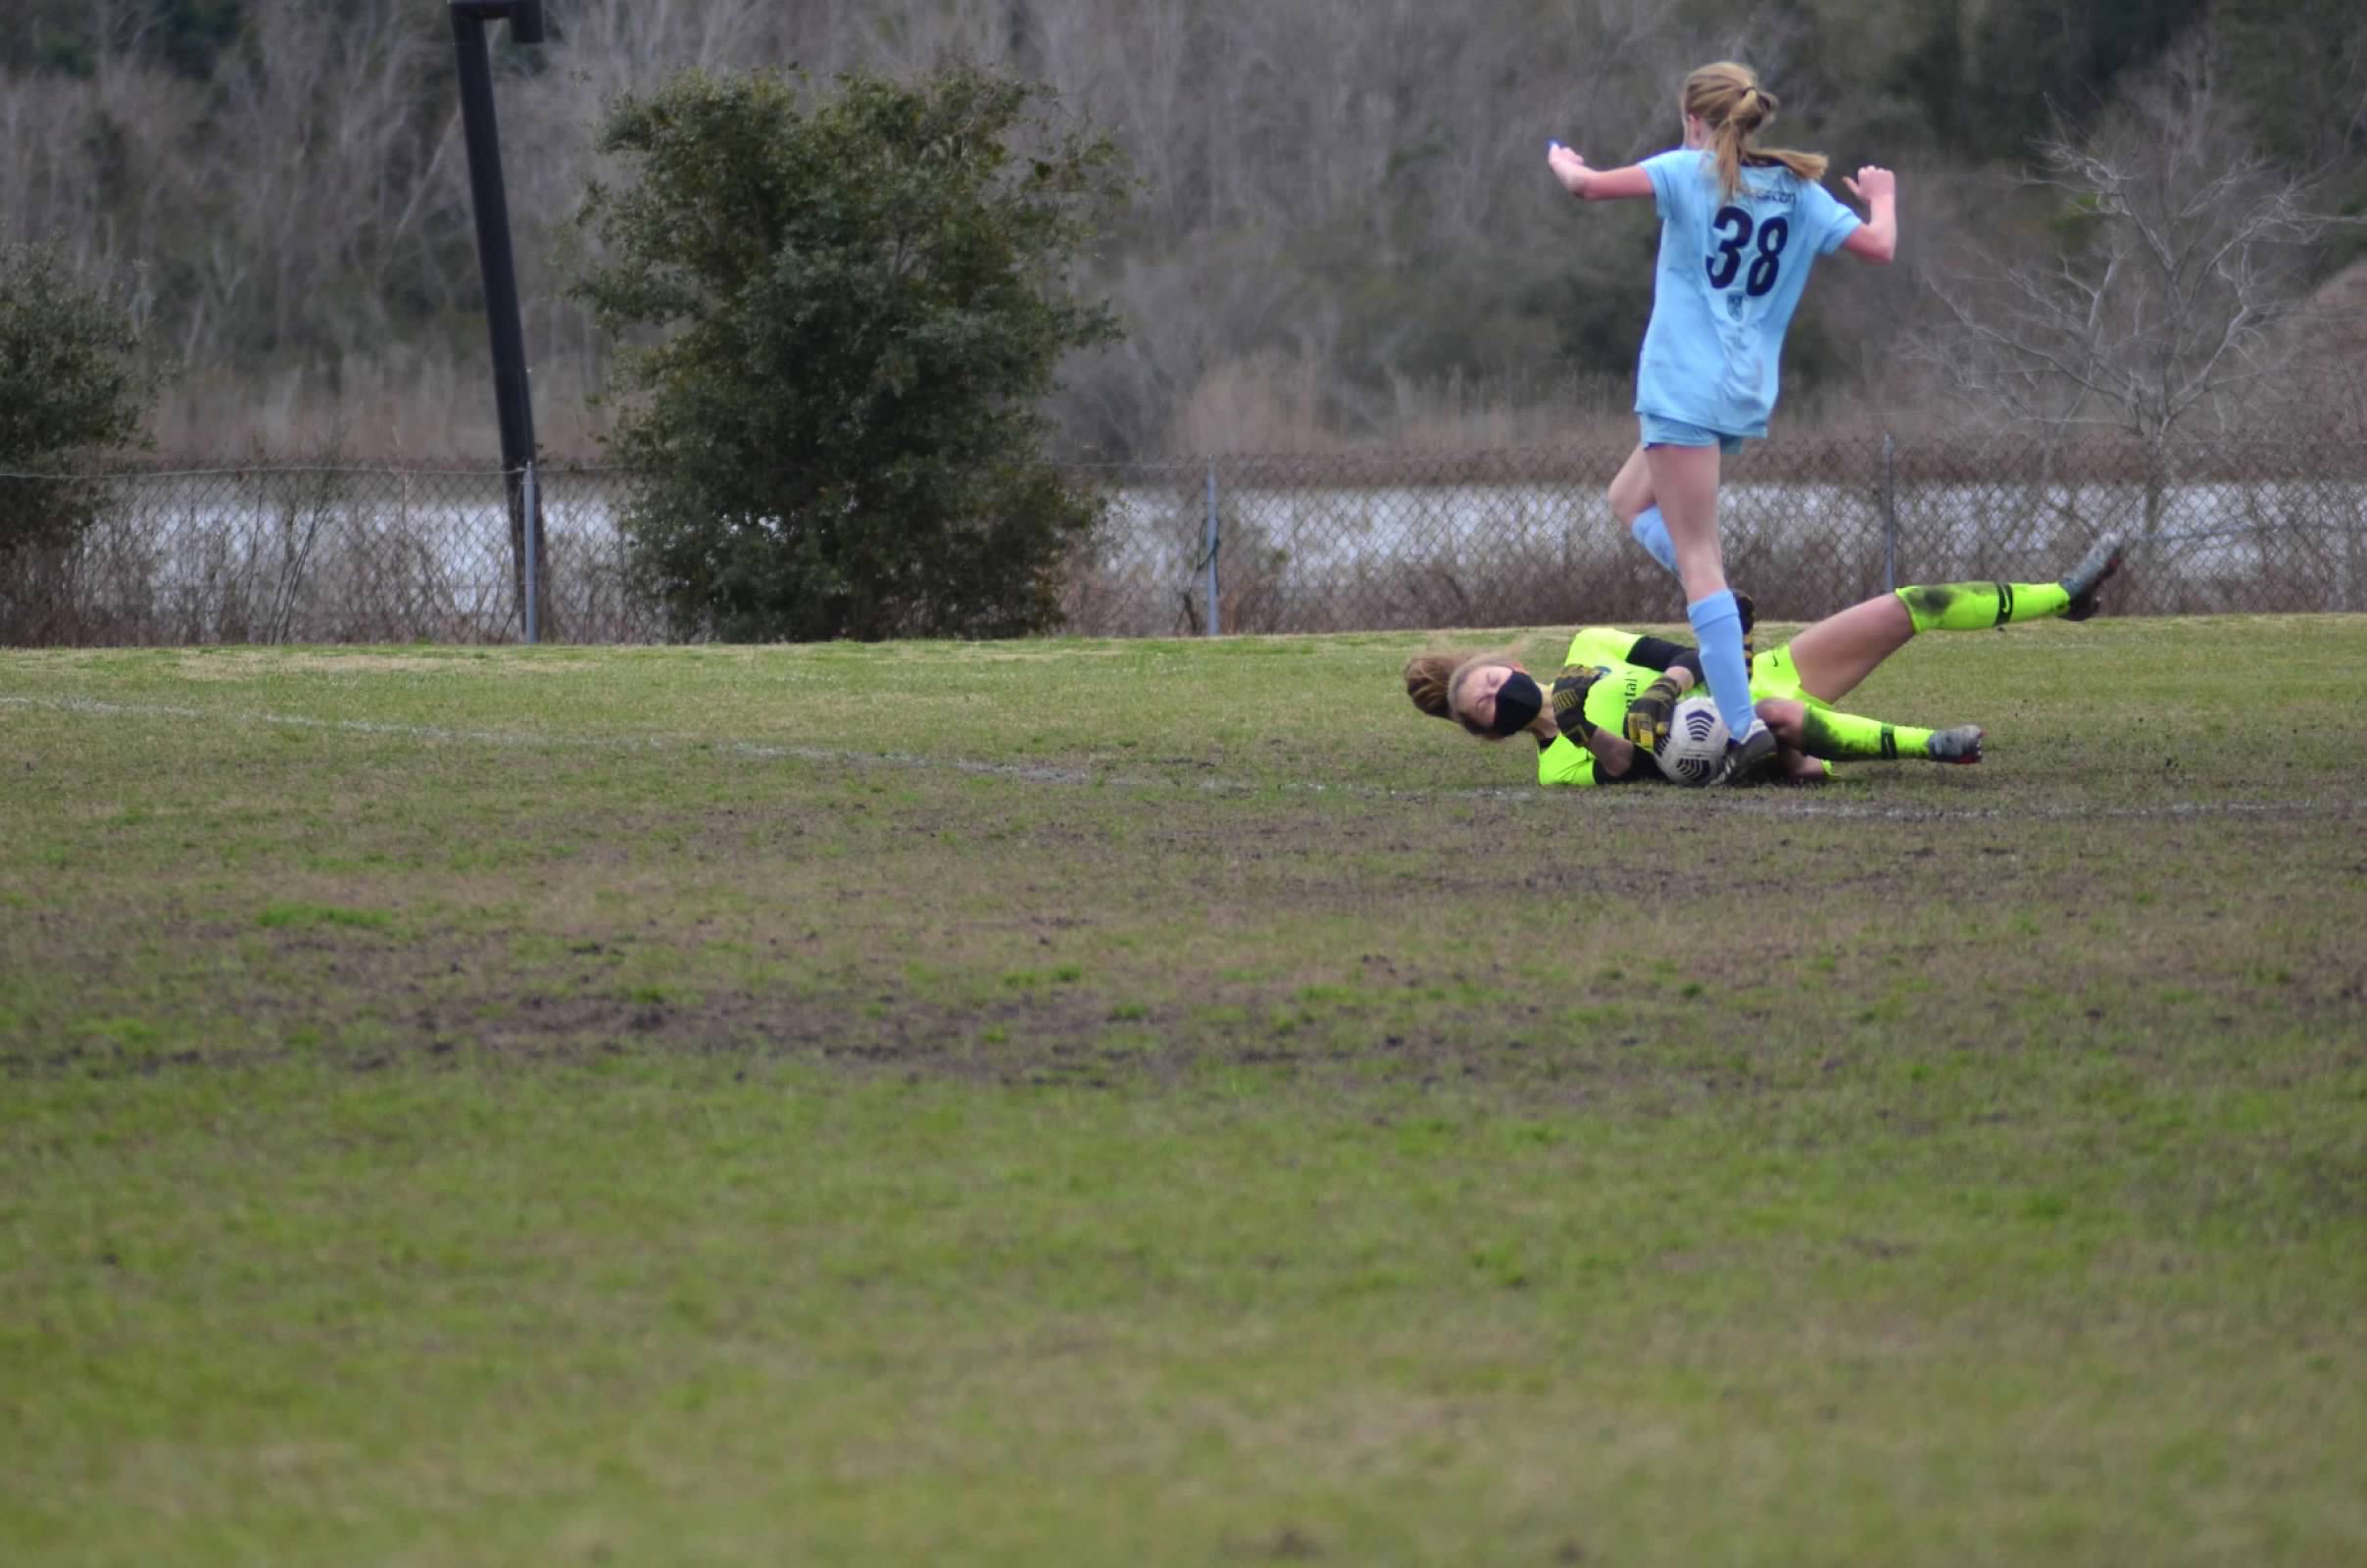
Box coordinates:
[1550,664,1604,738]
[1623,671,1689,754]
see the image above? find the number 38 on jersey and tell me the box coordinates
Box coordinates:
[1706,206,1789,298]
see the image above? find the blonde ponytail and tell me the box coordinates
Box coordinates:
[1685,63,1829,202]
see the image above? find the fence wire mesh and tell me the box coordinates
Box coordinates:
[1062,434,2367,636]
[3,434,2361,646]
[0,466,654,646]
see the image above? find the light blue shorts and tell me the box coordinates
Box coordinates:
[1639,414,1748,456]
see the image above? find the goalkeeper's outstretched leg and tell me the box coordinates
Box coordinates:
[1752,703,1986,770]
[1783,536,2124,708]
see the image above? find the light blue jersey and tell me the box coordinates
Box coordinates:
[1635,149,1860,437]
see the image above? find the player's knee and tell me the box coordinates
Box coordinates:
[1758,700,1803,746]
[1882,591,1920,639]
[1606,479,1639,524]
[1605,466,1652,525]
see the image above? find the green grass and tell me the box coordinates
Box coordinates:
[3,618,2365,1565]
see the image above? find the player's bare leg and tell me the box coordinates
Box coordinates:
[1609,444,1691,578]
[1644,442,1772,784]
[1785,594,1916,707]
[1606,444,1653,527]
[1785,538,2127,708]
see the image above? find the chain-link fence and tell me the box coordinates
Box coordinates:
[4,433,2362,646]
[1067,433,2367,635]
[0,466,655,646]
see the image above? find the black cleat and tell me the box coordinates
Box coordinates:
[1736,590,1757,662]
[2060,537,2124,622]
[1713,722,1781,787]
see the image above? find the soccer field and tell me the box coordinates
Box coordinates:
[4,618,2365,1565]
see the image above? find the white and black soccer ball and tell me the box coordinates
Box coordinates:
[1653,696,1730,786]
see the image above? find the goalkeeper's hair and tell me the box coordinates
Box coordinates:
[1403,649,1514,740]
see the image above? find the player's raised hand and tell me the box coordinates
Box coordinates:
[1844,166,1896,205]
[1547,141,1595,198]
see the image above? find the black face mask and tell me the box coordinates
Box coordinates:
[1487,670,1543,737]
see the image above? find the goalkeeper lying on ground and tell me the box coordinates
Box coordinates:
[1402,539,2123,787]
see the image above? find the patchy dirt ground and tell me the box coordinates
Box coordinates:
[6,635,2367,1568]
[6,624,2365,1094]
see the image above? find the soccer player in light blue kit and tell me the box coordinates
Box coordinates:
[1548,61,1899,783]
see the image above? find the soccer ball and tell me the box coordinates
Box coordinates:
[1653,696,1730,785]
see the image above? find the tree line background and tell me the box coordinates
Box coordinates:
[3,0,2362,461]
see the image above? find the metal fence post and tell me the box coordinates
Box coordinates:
[2344,498,2360,614]
[1881,431,1899,593]
[451,3,545,629]
[522,460,541,646]
[1204,460,1221,637]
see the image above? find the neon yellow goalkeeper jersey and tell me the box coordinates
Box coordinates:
[1535,627,1679,789]
[1534,628,1825,787]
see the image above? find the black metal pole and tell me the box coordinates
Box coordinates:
[451,2,543,639]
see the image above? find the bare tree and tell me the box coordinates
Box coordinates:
[0,0,1908,457]
[1923,33,2351,536]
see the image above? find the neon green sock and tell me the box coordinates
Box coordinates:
[1895,580,2070,633]
[1799,707,1934,762]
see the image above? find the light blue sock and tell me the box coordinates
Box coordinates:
[1687,590,1764,740]
[1629,506,1678,575]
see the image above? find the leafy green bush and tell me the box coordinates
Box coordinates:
[0,238,159,573]
[0,240,155,469]
[575,65,1126,641]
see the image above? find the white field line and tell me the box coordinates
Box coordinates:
[3,691,2355,825]
[0,692,1113,786]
